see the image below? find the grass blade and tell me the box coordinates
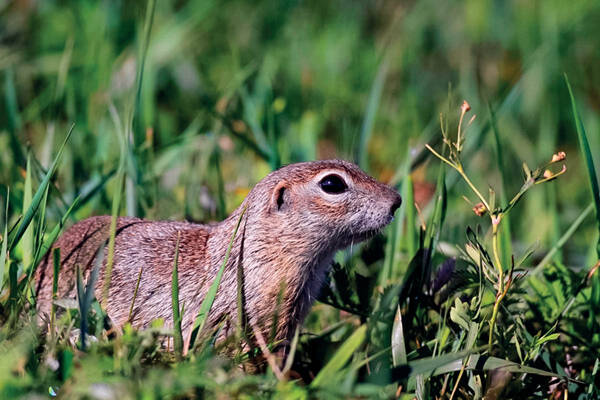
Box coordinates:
[132,0,156,144]
[381,148,412,285]
[239,86,273,166]
[357,60,388,171]
[403,174,417,258]
[311,324,367,388]
[102,104,127,309]
[50,248,60,335]
[171,232,184,360]
[489,104,513,269]
[4,69,25,167]
[564,74,600,258]
[8,262,17,318]
[416,353,561,379]
[127,266,144,324]
[392,306,408,366]
[424,159,447,259]
[19,196,81,293]
[21,153,34,270]
[189,205,247,351]
[532,202,594,275]
[77,245,103,351]
[101,171,124,309]
[30,196,80,271]
[8,124,75,252]
[0,190,9,289]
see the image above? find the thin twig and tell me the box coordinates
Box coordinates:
[252,324,284,381]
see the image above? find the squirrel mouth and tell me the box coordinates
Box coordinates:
[353,227,383,242]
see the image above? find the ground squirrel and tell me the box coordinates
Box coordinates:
[35,160,401,350]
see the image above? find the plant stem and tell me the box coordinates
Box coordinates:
[488,277,510,351]
[488,221,506,350]
[455,163,491,212]
[492,223,504,292]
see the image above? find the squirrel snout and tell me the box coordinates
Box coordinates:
[390,193,402,215]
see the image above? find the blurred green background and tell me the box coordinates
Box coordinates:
[2,1,599,266]
[2,0,600,397]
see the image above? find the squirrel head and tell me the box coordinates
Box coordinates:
[245,160,402,251]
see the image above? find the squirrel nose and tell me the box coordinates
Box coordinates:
[390,194,402,215]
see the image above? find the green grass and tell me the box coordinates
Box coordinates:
[1,0,600,398]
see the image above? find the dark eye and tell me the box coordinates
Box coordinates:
[319,174,348,194]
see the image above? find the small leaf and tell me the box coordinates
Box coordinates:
[392,306,408,366]
[522,163,531,179]
[450,298,471,331]
[534,333,560,347]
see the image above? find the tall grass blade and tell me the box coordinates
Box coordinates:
[0,190,9,288]
[73,169,117,215]
[189,205,247,351]
[381,150,411,285]
[25,196,80,278]
[128,266,144,323]
[171,232,184,360]
[213,149,226,221]
[50,248,60,335]
[409,353,560,379]
[403,174,417,258]
[102,104,127,308]
[75,266,85,349]
[282,326,300,376]
[101,170,124,309]
[22,153,34,270]
[8,262,17,318]
[132,0,156,144]
[34,184,49,263]
[77,245,103,351]
[532,202,594,275]
[489,104,513,269]
[8,124,75,252]
[311,324,367,388]
[565,74,600,258]
[4,69,25,167]
[239,87,273,166]
[425,161,447,251]
[357,60,388,170]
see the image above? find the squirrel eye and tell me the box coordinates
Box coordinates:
[319,174,348,194]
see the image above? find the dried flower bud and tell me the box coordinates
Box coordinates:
[461,100,471,113]
[543,169,553,179]
[551,151,566,163]
[472,202,486,216]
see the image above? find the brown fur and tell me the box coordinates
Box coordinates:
[35,160,401,349]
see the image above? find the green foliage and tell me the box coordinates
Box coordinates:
[1,0,600,398]
[565,74,600,259]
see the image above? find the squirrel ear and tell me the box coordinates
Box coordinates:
[271,183,289,212]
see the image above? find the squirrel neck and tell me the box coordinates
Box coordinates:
[204,202,335,343]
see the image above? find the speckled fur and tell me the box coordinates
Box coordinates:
[35,160,401,349]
